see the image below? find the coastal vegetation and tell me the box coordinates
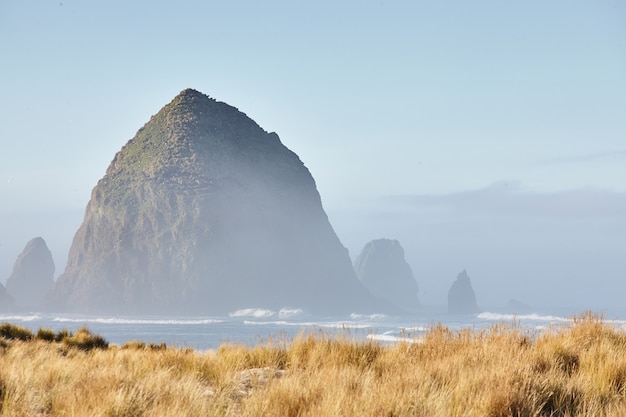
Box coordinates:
[1,312,626,416]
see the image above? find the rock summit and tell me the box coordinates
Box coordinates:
[447,269,480,314]
[354,239,420,313]
[6,237,54,310]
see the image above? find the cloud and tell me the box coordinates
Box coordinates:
[386,182,626,220]
[332,182,626,311]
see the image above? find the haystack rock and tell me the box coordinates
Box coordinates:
[52,89,389,315]
[447,269,480,314]
[5,237,54,310]
[354,239,420,313]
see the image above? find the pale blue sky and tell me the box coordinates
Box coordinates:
[1,1,625,311]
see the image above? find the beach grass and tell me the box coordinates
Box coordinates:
[1,312,626,416]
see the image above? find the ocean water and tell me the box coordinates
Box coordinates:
[2,307,625,351]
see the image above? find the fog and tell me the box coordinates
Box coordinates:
[2,181,624,315]
[331,183,626,314]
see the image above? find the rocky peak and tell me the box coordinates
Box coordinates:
[354,238,420,313]
[51,89,387,315]
[6,237,54,310]
[447,269,480,314]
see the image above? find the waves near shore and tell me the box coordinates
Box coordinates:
[3,308,622,349]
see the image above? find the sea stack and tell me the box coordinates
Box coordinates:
[52,89,386,315]
[447,269,480,314]
[5,237,54,310]
[502,298,532,314]
[354,239,420,313]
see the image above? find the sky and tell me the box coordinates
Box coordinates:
[1,1,625,313]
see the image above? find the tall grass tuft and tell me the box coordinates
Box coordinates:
[62,326,109,351]
[0,322,34,341]
[36,327,57,342]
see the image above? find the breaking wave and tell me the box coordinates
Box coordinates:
[402,326,429,332]
[0,314,42,322]
[229,308,303,319]
[243,320,373,329]
[367,332,423,344]
[229,308,275,318]
[349,313,387,321]
[477,312,570,322]
[278,308,303,318]
[52,317,224,325]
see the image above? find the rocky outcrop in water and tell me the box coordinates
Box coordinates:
[502,298,532,314]
[6,237,54,310]
[354,239,420,313]
[51,89,388,315]
[447,269,480,314]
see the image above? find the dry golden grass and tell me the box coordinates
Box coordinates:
[2,312,626,416]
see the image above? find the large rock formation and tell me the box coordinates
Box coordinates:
[354,238,420,313]
[447,269,480,314]
[51,89,388,315]
[6,237,54,310]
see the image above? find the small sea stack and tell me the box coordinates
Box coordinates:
[354,238,420,313]
[5,237,54,311]
[447,269,480,314]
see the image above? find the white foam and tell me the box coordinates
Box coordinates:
[367,333,422,344]
[0,314,42,322]
[604,318,626,326]
[314,321,373,330]
[478,312,570,322]
[229,308,275,318]
[349,313,387,321]
[402,326,429,332]
[243,320,373,329]
[278,308,303,318]
[243,320,290,326]
[52,317,223,325]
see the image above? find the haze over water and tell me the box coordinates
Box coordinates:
[3,307,626,351]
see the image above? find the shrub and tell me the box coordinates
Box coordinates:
[122,340,147,350]
[55,328,71,342]
[0,322,33,341]
[62,326,108,351]
[121,340,167,351]
[36,327,57,342]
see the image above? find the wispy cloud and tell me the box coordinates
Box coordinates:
[386,182,626,219]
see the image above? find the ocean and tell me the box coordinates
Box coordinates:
[2,307,624,351]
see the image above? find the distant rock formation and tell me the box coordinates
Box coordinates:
[502,298,532,314]
[447,270,480,314]
[51,89,389,315]
[354,239,420,313]
[0,283,14,312]
[6,237,54,310]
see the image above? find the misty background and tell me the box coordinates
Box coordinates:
[1,1,625,313]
